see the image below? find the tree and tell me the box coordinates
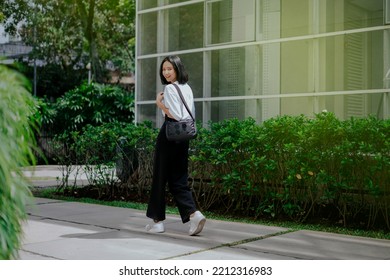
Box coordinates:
[0,64,37,259]
[1,0,135,85]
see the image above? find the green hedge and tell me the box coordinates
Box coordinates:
[54,113,390,230]
[190,113,389,229]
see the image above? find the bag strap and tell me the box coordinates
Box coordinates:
[172,83,195,121]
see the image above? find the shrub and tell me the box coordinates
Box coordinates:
[51,112,390,230]
[34,82,134,135]
[55,121,157,200]
[34,82,135,163]
[0,65,37,259]
[53,82,135,134]
[190,114,390,229]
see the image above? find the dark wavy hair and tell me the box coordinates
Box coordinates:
[159,55,189,85]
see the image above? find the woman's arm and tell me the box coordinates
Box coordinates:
[156,92,176,119]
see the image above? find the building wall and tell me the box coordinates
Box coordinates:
[0,24,31,64]
[0,25,8,44]
[136,0,390,126]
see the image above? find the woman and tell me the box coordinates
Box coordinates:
[146,55,206,236]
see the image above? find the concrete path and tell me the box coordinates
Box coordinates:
[19,197,390,260]
[18,165,390,260]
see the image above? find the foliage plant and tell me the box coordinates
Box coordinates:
[32,82,134,164]
[51,82,134,135]
[54,121,157,200]
[189,113,389,229]
[40,111,390,230]
[0,65,37,259]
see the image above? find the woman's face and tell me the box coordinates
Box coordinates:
[162,61,177,83]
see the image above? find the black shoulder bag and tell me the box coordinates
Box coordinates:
[165,84,197,141]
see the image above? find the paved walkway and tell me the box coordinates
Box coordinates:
[19,165,390,260]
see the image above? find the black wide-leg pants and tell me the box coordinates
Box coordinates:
[146,121,197,223]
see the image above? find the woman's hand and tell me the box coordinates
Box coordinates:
[156,92,164,109]
[156,92,175,119]
[156,92,164,103]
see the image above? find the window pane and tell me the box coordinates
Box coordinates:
[211,46,260,98]
[210,100,245,122]
[139,12,158,55]
[166,3,204,52]
[324,0,383,32]
[280,0,310,38]
[280,93,386,120]
[137,104,158,126]
[259,0,281,40]
[138,0,197,10]
[168,0,193,4]
[280,31,384,94]
[280,96,313,117]
[138,0,158,10]
[180,52,203,99]
[207,0,255,45]
[194,101,203,123]
[320,31,384,92]
[138,58,158,101]
[280,40,311,94]
[209,99,264,122]
[280,0,384,38]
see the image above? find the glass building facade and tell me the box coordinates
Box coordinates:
[136,0,390,126]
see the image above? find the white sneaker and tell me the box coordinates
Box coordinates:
[145,221,165,233]
[189,211,206,236]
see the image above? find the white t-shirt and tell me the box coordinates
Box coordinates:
[162,82,195,121]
